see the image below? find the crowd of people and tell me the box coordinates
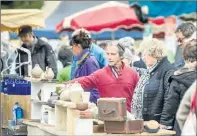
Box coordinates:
[13,22,197,135]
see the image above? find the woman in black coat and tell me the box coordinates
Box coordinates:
[160,41,197,131]
[131,38,175,123]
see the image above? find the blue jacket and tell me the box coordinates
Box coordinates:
[74,48,100,104]
[70,43,107,80]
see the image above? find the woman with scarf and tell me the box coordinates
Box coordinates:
[160,41,197,131]
[69,30,100,104]
[131,38,174,123]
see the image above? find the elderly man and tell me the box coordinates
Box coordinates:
[119,37,147,76]
[64,41,139,118]
[70,29,107,80]
[175,22,196,69]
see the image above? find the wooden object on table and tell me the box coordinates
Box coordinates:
[30,79,57,120]
[104,120,144,134]
[30,79,57,102]
[97,98,127,121]
[54,103,67,131]
[30,99,47,120]
[93,119,105,133]
[1,92,7,126]
[23,120,176,136]
[44,106,55,126]
[54,100,93,135]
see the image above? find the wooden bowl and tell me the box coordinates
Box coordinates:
[76,103,88,111]
[144,120,160,133]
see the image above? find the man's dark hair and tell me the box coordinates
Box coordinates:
[58,46,73,67]
[98,42,107,49]
[183,40,197,62]
[70,30,91,49]
[18,25,33,37]
[175,22,196,38]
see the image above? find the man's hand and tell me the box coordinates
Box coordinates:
[79,110,94,119]
[160,124,167,129]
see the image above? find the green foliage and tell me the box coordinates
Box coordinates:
[1,1,44,9]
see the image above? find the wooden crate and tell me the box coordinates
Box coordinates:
[2,94,31,126]
[1,93,8,126]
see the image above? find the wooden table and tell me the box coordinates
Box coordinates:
[23,120,176,136]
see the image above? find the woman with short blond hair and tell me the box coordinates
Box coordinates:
[131,38,175,123]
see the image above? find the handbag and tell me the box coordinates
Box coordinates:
[181,89,197,136]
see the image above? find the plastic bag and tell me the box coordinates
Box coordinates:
[181,89,196,136]
[181,112,196,136]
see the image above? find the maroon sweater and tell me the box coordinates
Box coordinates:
[72,63,139,112]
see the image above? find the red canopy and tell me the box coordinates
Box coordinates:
[56,1,166,34]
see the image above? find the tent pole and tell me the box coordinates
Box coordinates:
[111,31,115,40]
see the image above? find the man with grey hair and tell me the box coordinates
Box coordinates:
[175,22,196,69]
[119,37,147,70]
[64,41,139,118]
[118,37,135,50]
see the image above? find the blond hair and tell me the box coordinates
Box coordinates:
[139,38,167,61]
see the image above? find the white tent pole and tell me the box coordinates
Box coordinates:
[111,31,115,40]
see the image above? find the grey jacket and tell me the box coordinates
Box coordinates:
[16,38,57,77]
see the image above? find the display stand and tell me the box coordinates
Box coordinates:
[53,100,93,135]
[30,79,57,120]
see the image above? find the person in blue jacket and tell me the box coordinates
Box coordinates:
[70,30,100,104]
[70,29,107,80]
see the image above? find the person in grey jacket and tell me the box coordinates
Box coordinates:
[16,25,57,77]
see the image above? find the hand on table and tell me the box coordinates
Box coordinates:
[79,110,94,119]
[160,124,167,129]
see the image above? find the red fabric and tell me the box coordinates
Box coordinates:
[56,3,166,33]
[71,64,139,112]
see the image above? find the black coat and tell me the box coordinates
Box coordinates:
[160,69,196,127]
[16,38,57,77]
[142,57,175,122]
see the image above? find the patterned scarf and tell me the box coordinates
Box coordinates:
[131,61,160,119]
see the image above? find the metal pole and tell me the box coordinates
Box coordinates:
[111,31,115,40]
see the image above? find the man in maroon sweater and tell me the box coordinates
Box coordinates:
[67,41,139,113]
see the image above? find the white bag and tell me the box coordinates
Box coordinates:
[181,112,196,136]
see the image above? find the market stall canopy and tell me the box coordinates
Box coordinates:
[1,9,45,33]
[56,1,166,34]
[129,1,197,19]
